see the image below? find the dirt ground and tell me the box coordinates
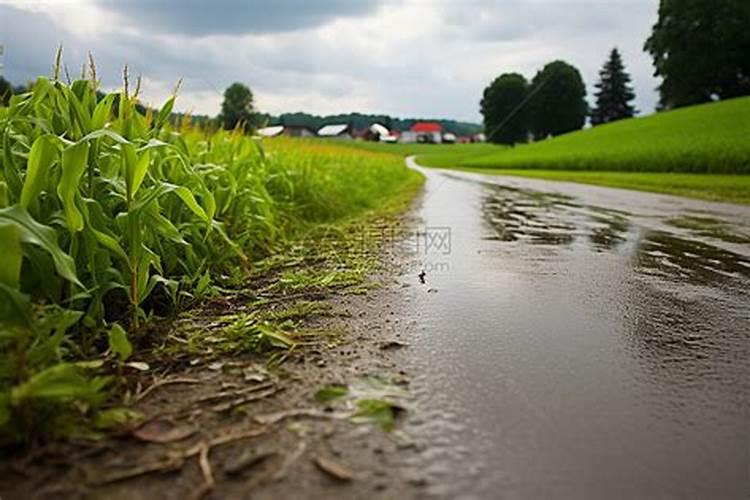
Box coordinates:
[0,207,433,500]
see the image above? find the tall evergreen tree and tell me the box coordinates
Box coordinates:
[590,48,637,126]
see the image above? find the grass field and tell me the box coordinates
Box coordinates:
[463,96,750,174]
[343,141,504,164]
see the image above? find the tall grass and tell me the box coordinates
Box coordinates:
[0,69,419,444]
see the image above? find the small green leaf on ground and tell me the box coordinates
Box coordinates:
[351,399,405,432]
[95,408,143,430]
[108,323,132,361]
[314,385,348,403]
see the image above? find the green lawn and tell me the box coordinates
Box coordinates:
[341,141,503,161]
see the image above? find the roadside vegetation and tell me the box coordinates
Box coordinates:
[0,67,421,446]
[442,168,750,204]
[341,142,505,167]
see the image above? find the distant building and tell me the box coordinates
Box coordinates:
[442,132,457,144]
[457,133,487,144]
[406,122,444,143]
[257,125,284,137]
[369,123,390,141]
[283,125,316,138]
[354,123,391,141]
[381,130,400,143]
[318,123,352,139]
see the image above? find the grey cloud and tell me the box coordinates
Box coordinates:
[442,0,656,43]
[0,5,226,95]
[2,1,661,122]
[95,0,384,36]
[0,5,79,83]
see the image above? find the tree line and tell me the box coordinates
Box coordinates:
[481,0,750,144]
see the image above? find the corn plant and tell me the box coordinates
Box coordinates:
[0,59,419,444]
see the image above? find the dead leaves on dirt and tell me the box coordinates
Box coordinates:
[313,455,358,482]
[93,426,272,497]
[133,418,198,443]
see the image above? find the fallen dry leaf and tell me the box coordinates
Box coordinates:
[225,449,278,476]
[313,455,356,482]
[379,339,409,350]
[133,418,197,443]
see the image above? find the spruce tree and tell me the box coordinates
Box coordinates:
[591,48,637,126]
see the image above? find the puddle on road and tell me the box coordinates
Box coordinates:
[478,181,750,284]
[666,215,750,244]
[635,230,750,284]
[402,170,750,499]
[480,183,630,250]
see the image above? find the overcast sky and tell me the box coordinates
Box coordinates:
[0,0,661,122]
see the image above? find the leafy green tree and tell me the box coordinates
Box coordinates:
[644,0,750,109]
[529,60,588,139]
[591,48,637,126]
[219,83,257,131]
[480,73,529,144]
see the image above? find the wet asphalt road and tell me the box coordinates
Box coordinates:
[400,159,750,500]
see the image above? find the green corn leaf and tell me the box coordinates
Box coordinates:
[136,248,160,303]
[92,228,130,266]
[131,182,209,222]
[0,223,23,288]
[91,94,116,130]
[154,96,175,130]
[0,181,9,208]
[0,205,82,287]
[131,149,151,197]
[57,141,90,232]
[30,77,52,106]
[63,85,92,136]
[2,132,23,199]
[81,128,130,144]
[144,205,187,245]
[0,283,33,330]
[82,199,130,266]
[107,323,132,361]
[21,134,59,209]
[165,183,209,222]
[201,184,216,221]
[122,143,150,200]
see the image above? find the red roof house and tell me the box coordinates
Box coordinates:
[410,122,443,133]
[409,122,444,143]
